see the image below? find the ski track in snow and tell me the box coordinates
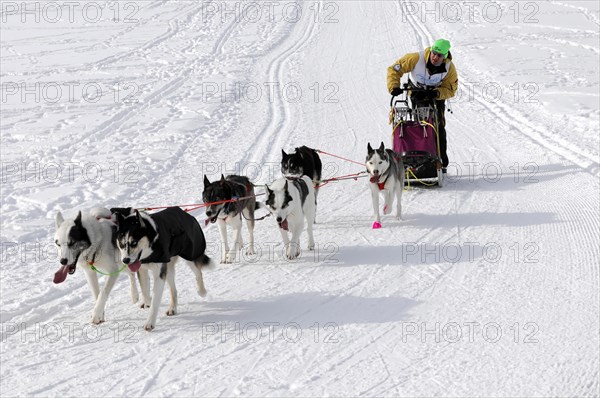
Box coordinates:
[1,1,599,397]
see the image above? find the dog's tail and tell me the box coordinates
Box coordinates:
[196,253,215,270]
[192,254,213,298]
[90,207,112,219]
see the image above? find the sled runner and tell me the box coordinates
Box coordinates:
[390,84,444,187]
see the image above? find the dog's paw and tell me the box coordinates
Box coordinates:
[144,322,155,331]
[286,245,300,260]
[91,313,105,324]
[166,308,177,316]
[140,303,150,309]
[225,252,237,263]
[372,221,382,229]
[245,245,256,256]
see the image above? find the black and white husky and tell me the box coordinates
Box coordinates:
[281,146,322,217]
[202,174,256,263]
[365,142,405,229]
[263,176,315,260]
[53,207,150,324]
[113,207,213,331]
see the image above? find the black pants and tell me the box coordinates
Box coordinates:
[411,97,449,167]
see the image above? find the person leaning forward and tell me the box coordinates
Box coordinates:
[387,39,458,170]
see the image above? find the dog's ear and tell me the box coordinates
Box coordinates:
[135,210,146,228]
[220,174,226,183]
[281,149,288,158]
[367,143,374,153]
[55,211,64,228]
[203,175,210,187]
[110,207,133,215]
[378,142,385,151]
[74,211,83,226]
[112,211,124,225]
[110,207,133,224]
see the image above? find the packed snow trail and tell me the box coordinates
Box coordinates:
[1,1,598,396]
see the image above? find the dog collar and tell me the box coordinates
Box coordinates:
[86,259,127,276]
[84,250,126,276]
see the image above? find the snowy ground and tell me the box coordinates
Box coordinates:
[1,1,599,397]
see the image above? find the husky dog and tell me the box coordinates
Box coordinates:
[53,207,150,324]
[202,174,256,263]
[263,176,315,260]
[365,142,405,229]
[113,207,213,331]
[281,146,322,218]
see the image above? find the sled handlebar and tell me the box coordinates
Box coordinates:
[390,85,437,107]
[401,82,436,92]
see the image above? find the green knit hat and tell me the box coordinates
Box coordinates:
[431,39,451,58]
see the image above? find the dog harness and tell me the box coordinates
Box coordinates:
[375,169,391,191]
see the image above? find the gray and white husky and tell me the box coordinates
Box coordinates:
[53,207,150,324]
[263,176,315,260]
[202,174,256,263]
[365,142,405,228]
[113,207,213,331]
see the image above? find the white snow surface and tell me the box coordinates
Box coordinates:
[1,1,599,397]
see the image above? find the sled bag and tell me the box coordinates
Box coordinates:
[393,120,437,156]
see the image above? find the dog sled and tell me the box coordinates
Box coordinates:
[390,84,444,187]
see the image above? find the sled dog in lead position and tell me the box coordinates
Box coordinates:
[113,207,213,331]
[202,174,256,263]
[53,207,150,324]
[263,176,315,260]
[365,142,404,228]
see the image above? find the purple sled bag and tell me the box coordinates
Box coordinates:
[392,120,437,156]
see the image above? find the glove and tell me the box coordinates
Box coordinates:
[424,90,439,100]
[390,87,403,96]
[411,91,425,101]
[412,90,438,101]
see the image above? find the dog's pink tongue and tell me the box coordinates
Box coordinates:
[370,175,380,183]
[53,265,69,284]
[128,261,142,273]
[279,219,289,231]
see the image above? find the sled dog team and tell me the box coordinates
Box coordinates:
[53,144,404,330]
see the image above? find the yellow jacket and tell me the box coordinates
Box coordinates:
[387,47,458,100]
